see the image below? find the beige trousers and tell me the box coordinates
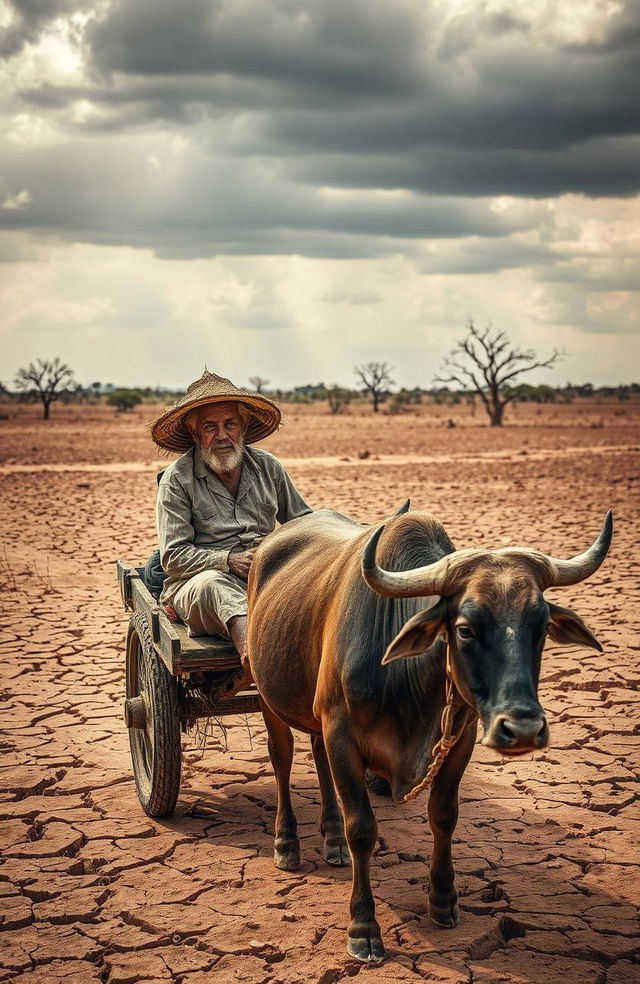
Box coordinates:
[172,570,248,638]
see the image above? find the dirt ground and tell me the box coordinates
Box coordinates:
[1,400,639,984]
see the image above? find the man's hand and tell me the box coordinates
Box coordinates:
[227,549,256,581]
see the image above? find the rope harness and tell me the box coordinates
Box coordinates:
[401,639,465,803]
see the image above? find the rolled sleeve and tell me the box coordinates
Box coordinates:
[157,478,230,579]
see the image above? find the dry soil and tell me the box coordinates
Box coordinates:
[1,400,638,984]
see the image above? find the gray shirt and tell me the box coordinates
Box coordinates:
[157,445,312,604]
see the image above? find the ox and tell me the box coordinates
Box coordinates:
[247,505,612,962]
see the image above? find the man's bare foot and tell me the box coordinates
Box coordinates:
[227,615,253,685]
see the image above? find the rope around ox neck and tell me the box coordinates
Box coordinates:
[400,641,464,803]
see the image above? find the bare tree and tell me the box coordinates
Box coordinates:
[14,358,75,420]
[434,321,562,427]
[354,361,394,413]
[249,376,270,394]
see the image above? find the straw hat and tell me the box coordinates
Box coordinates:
[151,370,281,453]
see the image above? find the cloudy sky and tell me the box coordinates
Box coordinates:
[1,0,639,390]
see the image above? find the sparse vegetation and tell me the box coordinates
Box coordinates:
[354,361,394,413]
[107,388,144,412]
[249,376,270,394]
[14,358,75,420]
[2,364,636,424]
[435,320,563,427]
[327,385,351,415]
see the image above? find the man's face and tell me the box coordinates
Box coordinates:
[189,402,246,474]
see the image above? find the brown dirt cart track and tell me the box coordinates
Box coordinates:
[0,401,639,984]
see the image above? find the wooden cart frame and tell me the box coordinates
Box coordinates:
[117,561,260,817]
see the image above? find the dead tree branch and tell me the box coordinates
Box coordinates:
[434,321,563,426]
[14,358,75,420]
[354,361,394,413]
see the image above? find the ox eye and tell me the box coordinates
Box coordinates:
[456,624,474,640]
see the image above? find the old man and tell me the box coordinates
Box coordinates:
[151,370,312,673]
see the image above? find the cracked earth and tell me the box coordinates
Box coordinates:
[1,401,638,984]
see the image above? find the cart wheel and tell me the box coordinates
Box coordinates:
[124,612,181,817]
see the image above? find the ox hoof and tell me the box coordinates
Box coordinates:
[323,838,350,867]
[347,936,385,963]
[428,899,460,928]
[274,844,300,871]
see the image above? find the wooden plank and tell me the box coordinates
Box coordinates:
[179,632,238,658]
[128,575,178,674]
[214,692,261,716]
[181,691,260,719]
[151,609,160,643]
[130,574,158,617]
[176,653,242,673]
[116,560,133,609]
[125,568,241,675]
[155,607,182,671]
[173,627,240,674]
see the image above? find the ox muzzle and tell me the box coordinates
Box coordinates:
[482,705,549,755]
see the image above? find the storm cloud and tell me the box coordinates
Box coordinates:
[0,0,90,57]
[1,0,639,386]
[9,3,640,191]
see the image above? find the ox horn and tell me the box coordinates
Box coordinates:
[392,499,411,517]
[539,510,613,587]
[361,524,451,598]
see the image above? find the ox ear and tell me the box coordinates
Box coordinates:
[382,599,447,664]
[547,602,603,652]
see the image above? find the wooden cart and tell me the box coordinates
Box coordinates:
[117,561,260,818]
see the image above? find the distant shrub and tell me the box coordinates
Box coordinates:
[327,385,351,415]
[388,388,422,414]
[107,389,144,412]
[387,393,411,414]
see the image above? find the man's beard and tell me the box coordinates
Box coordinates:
[200,437,245,475]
